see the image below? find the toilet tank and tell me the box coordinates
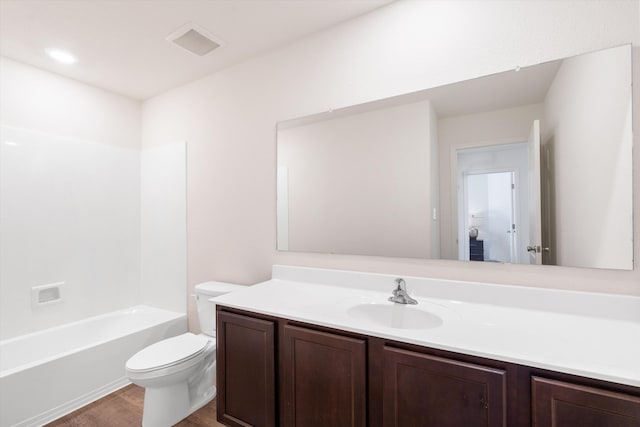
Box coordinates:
[195,281,246,337]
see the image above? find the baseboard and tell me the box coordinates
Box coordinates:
[15,377,131,427]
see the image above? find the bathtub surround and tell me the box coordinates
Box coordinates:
[0,57,142,341]
[0,125,141,339]
[0,57,188,424]
[0,57,187,340]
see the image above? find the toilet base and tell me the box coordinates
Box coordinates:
[191,385,217,414]
[141,382,217,427]
[142,382,189,427]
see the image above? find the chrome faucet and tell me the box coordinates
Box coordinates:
[388,278,418,305]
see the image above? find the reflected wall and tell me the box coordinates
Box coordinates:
[278,100,439,258]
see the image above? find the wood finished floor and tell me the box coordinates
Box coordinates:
[45,384,225,427]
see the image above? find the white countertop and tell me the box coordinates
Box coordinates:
[212,265,640,387]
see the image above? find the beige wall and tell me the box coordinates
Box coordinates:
[140,1,640,331]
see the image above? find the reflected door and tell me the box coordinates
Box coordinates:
[527,120,542,265]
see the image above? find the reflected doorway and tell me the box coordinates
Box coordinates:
[456,142,530,263]
[462,171,516,263]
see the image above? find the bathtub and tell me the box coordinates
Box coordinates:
[0,305,186,427]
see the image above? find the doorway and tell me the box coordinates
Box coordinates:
[462,171,516,263]
[456,142,529,263]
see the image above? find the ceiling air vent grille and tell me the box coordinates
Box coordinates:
[167,23,222,57]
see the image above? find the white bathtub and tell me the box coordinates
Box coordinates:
[0,305,187,427]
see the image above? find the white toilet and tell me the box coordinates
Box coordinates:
[126,281,245,427]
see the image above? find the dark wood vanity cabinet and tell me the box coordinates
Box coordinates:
[532,376,640,427]
[217,307,640,427]
[280,324,367,427]
[382,346,507,427]
[216,311,276,427]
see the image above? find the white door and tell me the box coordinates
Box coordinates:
[527,120,542,265]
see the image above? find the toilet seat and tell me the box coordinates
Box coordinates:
[126,333,210,375]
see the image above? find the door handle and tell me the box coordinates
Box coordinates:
[527,245,541,253]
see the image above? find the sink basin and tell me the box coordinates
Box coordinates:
[347,303,443,329]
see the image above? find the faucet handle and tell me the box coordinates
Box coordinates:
[390,278,417,304]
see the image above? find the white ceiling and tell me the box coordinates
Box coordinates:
[0,0,393,100]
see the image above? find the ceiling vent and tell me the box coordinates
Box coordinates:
[166,23,222,57]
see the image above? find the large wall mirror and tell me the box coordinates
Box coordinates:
[276,45,633,270]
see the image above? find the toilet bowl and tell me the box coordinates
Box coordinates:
[125,282,245,427]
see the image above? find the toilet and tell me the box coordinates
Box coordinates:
[126,281,245,427]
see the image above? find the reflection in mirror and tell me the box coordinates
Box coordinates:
[276,45,633,270]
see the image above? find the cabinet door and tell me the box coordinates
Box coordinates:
[383,346,507,427]
[217,311,276,427]
[532,377,640,427]
[281,324,367,427]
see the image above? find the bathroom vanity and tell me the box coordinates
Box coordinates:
[214,266,640,427]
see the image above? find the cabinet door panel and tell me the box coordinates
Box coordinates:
[532,377,640,427]
[217,311,276,427]
[383,346,506,427]
[281,324,366,427]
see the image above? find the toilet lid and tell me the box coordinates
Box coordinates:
[126,333,208,372]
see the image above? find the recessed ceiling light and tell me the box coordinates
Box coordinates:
[45,48,77,64]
